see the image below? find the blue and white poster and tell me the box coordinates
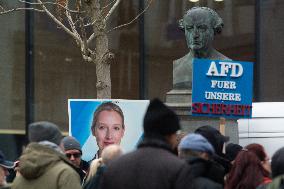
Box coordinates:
[68,99,149,161]
[192,59,253,118]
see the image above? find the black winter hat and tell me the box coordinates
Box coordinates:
[271,147,284,178]
[143,98,180,136]
[195,125,229,156]
[225,143,243,162]
[28,121,63,145]
[61,136,82,153]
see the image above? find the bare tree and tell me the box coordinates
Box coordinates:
[0,0,153,98]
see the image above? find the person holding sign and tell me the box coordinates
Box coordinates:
[91,102,125,159]
[173,7,231,90]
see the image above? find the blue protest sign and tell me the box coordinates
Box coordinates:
[192,59,253,118]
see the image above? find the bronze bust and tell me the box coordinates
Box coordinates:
[173,7,231,90]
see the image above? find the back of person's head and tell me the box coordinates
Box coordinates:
[271,147,284,178]
[86,145,123,183]
[178,133,215,159]
[245,143,270,177]
[245,143,266,161]
[61,136,82,153]
[85,158,103,183]
[101,144,123,166]
[225,143,243,162]
[195,125,229,156]
[28,121,63,145]
[225,150,264,189]
[143,98,180,137]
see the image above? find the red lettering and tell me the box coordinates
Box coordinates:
[213,103,222,114]
[192,103,252,117]
[192,103,202,113]
[202,103,210,114]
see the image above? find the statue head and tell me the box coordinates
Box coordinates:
[179,7,224,52]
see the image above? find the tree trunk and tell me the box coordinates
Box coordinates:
[89,0,112,99]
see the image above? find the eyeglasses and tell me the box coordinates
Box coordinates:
[65,153,82,159]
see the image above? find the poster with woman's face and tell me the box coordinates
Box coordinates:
[68,99,149,161]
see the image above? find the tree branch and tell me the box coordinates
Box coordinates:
[107,0,154,33]
[0,7,44,15]
[86,0,122,45]
[101,0,116,10]
[65,10,81,46]
[18,0,82,13]
[104,0,121,22]
[36,0,81,42]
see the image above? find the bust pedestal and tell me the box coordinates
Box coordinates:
[166,89,238,144]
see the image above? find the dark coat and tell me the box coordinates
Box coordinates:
[83,165,105,189]
[187,156,225,185]
[191,177,223,189]
[100,137,191,189]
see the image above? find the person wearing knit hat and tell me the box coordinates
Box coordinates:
[143,98,180,137]
[61,136,82,168]
[28,121,63,145]
[178,133,225,187]
[195,125,231,176]
[179,133,215,158]
[13,121,82,189]
[61,136,89,184]
[142,98,180,149]
[100,98,192,189]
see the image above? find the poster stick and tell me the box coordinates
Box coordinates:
[219,117,226,135]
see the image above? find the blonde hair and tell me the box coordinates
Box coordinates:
[85,145,123,182]
[85,158,103,183]
[101,144,123,166]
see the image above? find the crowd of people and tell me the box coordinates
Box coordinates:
[1,98,284,189]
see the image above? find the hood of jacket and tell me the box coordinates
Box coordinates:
[187,156,225,185]
[18,142,72,180]
[137,136,175,154]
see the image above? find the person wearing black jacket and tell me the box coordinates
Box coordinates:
[178,133,224,188]
[100,99,191,189]
[195,125,231,174]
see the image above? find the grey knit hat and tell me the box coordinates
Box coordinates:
[28,121,63,145]
[179,133,215,155]
[61,136,82,153]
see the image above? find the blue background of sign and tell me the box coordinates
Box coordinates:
[68,99,149,161]
[192,59,253,118]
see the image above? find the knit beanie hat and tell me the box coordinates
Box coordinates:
[179,133,215,155]
[61,136,82,153]
[28,121,63,146]
[143,98,180,136]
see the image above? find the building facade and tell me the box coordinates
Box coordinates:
[0,0,283,160]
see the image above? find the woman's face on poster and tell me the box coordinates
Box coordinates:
[94,110,125,151]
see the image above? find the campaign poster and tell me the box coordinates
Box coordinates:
[68,99,149,161]
[192,59,253,118]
